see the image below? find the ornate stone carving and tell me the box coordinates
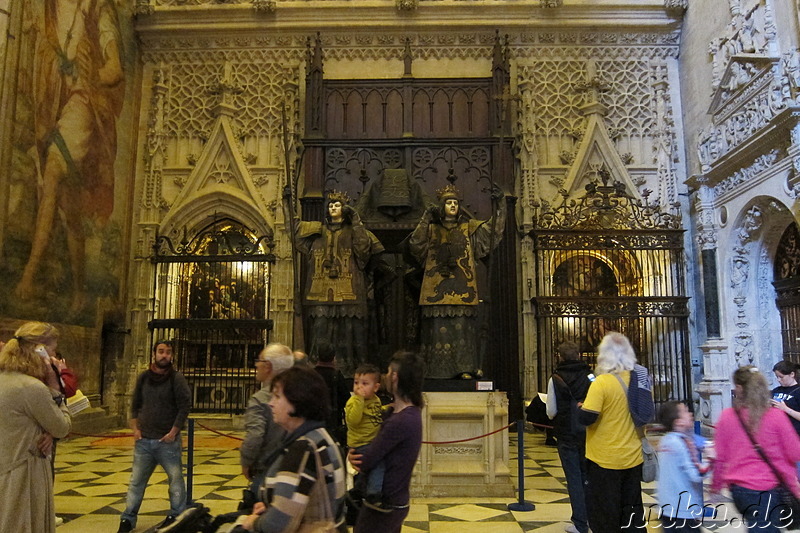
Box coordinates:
[713,148,782,199]
[135,0,155,15]
[664,0,688,12]
[694,182,718,250]
[433,445,483,455]
[733,332,754,365]
[709,1,778,91]
[540,0,563,7]
[252,0,276,13]
[396,0,419,11]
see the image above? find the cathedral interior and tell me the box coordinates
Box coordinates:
[1,0,800,434]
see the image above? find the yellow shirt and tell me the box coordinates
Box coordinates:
[581,371,642,469]
[345,394,383,448]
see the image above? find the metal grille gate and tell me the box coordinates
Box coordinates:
[530,180,691,406]
[149,223,276,414]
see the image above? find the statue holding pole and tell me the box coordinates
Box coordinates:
[408,183,505,378]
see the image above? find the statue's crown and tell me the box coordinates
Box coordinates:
[436,184,460,202]
[327,190,351,205]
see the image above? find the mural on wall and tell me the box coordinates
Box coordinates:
[1,0,131,325]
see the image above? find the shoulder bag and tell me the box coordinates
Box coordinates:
[614,373,658,483]
[297,437,341,533]
[733,408,800,530]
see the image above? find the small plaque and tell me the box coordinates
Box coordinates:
[476,381,494,391]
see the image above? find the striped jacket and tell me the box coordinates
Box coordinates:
[254,426,346,532]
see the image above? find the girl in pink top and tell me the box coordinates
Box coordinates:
[710,366,800,532]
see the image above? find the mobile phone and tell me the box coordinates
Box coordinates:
[34,345,50,361]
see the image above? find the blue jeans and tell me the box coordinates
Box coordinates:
[355,444,385,497]
[121,438,186,526]
[557,439,589,533]
[730,485,782,533]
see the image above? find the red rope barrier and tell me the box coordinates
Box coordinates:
[68,431,133,439]
[194,421,244,441]
[421,421,515,445]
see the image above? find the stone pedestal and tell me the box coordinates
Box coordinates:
[411,391,514,498]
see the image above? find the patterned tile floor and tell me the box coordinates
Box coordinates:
[53,427,744,532]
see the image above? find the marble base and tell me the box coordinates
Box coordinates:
[411,391,514,498]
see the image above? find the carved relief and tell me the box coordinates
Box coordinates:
[713,148,782,199]
[733,332,754,365]
[709,1,777,91]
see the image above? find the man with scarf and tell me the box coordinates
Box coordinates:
[117,340,191,533]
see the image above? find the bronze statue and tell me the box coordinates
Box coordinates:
[294,190,385,377]
[408,184,505,378]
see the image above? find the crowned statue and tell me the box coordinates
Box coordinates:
[408,183,505,378]
[293,190,385,376]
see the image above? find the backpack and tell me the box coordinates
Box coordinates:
[552,373,585,435]
[627,364,655,427]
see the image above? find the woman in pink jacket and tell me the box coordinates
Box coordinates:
[710,365,800,532]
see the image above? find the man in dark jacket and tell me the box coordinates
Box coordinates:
[546,341,593,533]
[118,340,192,533]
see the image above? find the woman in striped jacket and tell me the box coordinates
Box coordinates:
[241,366,346,532]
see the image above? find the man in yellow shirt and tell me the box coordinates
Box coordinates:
[578,332,645,532]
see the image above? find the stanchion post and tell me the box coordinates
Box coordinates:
[507,419,535,512]
[187,418,194,504]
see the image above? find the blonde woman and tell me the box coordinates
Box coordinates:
[711,366,800,532]
[0,322,71,533]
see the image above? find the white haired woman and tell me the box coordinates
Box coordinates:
[578,332,645,533]
[0,321,72,533]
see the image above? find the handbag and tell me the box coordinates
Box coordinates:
[297,438,339,533]
[614,373,658,482]
[733,408,800,530]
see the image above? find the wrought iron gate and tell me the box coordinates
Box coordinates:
[149,221,276,414]
[530,180,691,405]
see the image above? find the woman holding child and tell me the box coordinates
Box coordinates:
[711,365,800,532]
[349,351,425,533]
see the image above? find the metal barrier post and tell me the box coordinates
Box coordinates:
[507,420,535,512]
[187,418,194,503]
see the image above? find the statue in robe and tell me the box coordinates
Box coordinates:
[408,184,505,378]
[294,190,385,377]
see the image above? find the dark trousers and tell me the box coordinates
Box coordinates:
[586,459,644,533]
[730,485,782,533]
[557,438,589,533]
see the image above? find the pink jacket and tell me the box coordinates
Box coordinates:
[711,407,800,497]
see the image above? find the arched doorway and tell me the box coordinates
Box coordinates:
[774,221,800,362]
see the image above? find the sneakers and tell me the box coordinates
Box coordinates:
[155,515,176,530]
[116,519,133,533]
[363,495,392,514]
[564,525,580,533]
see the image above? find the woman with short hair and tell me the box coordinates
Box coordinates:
[0,321,72,533]
[240,366,346,532]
